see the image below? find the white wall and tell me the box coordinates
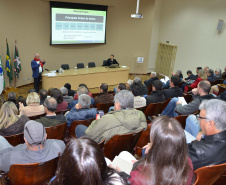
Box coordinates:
[148,0,226,76]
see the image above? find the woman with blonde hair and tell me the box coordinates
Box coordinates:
[0,102,29,136]
[19,92,45,117]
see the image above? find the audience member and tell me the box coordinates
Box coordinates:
[68,86,95,109]
[0,102,29,136]
[215,68,222,79]
[144,72,158,88]
[66,94,97,127]
[176,69,183,79]
[188,99,226,170]
[113,83,126,93]
[73,84,93,100]
[196,67,202,76]
[76,90,147,143]
[49,138,127,185]
[161,80,214,117]
[47,87,54,97]
[184,70,197,81]
[28,89,36,93]
[207,69,215,82]
[162,75,183,100]
[0,120,65,172]
[17,96,26,106]
[126,79,133,90]
[204,66,209,74]
[64,83,75,97]
[6,92,18,108]
[145,80,165,105]
[129,116,193,185]
[36,97,66,127]
[94,83,114,104]
[222,66,226,79]
[51,88,68,112]
[130,81,146,108]
[60,87,73,104]
[39,89,47,105]
[19,92,45,117]
[134,77,148,96]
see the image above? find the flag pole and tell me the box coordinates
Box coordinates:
[14,40,17,88]
[6,39,11,88]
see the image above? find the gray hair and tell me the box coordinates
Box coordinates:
[114,90,134,109]
[176,70,182,75]
[78,94,91,108]
[134,77,142,83]
[127,79,133,86]
[199,99,226,131]
[8,92,16,99]
[151,72,157,77]
[77,86,88,96]
[215,68,222,74]
[60,87,68,96]
[44,97,57,112]
[205,66,209,70]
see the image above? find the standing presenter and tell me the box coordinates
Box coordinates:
[106,54,119,66]
[31,53,46,92]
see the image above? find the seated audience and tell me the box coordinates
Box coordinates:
[204,66,209,75]
[94,83,114,104]
[222,66,226,79]
[175,69,183,79]
[184,69,207,92]
[207,69,215,82]
[47,87,54,97]
[66,94,97,127]
[64,83,75,97]
[5,91,18,108]
[51,88,68,112]
[161,80,214,117]
[113,83,126,93]
[60,87,73,104]
[106,54,119,66]
[68,86,95,109]
[144,72,158,88]
[195,67,202,77]
[0,120,65,172]
[129,116,193,185]
[19,92,45,117]
[163,75,183,100]
[39,89,47,105]
[0,102,29,136]
[134,77,148,96]
[17,96,26,107]
[73,83,93,100]
[36,97,66,127]
[126,79,133,90]
[49,137,127,185]
[184,70,197,81]
[130,81,146,108]
[28,89,36,93]
[75,90,147,143]
[215,68,222,79]
[188,99,226,170]
[145,80,165,105]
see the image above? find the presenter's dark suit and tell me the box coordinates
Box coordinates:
[31,60,45,92]
[106,59,119,66]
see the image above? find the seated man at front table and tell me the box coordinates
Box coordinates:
[75,90,147,143]
[188,99,226,170]
[106,54,119,66]
[0,120,65,172]
[66,94,97,127]
[144,72,159,88]
[36,97,66,127]
[94,83,114,104]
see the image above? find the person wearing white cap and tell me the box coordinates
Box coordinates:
[0,120,65,172]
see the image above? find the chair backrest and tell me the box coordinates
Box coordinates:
[68,118,95,138]
[104,129,143,161]
[98,139,105,150]
[77,63,84,69]
[218,85,226,95]
[102,60,108,66]
[92,93,100,99]
[96,103,114,114]
[28,113,46,120]
[136,106,146,112]
[159,98,171,113]
[61,64,69,70]
[143,102,163,119]
[55,109,69,115]
[88,62,96,68]
[45,122,67,140]
[174,115,189,129]
[147,84,152,95]
[194,163,226,185]
[183,93,193,104]
[3,132,24,146]
[7,157,59,185]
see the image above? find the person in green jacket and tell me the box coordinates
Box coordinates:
[76,90,147,143]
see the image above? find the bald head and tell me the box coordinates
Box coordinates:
[44,97,57,113]
[35,53,40,60]
[198,80,211,95]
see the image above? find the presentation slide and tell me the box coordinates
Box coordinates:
[51,5,107,45]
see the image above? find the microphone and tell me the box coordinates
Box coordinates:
[45,69,49,71]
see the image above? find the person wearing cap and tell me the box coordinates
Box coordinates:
[0,120,65,172]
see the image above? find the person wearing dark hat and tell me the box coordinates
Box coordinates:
[0,120,65,172]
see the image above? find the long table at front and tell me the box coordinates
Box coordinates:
[42,66,130,90]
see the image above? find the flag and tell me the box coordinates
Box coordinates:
[0,55,5,94]
[14,44,21,78]
[6,41,13,83]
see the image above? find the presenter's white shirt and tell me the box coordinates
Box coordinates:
[37,61,42,73]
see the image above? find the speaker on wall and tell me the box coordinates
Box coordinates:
[217,19,224,32]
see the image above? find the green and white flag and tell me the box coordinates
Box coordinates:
[0,55,5,94]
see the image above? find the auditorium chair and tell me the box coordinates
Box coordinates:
[98,139,105,150]
[193,163,226,185]
[159,98,171,114]
[68,118,95,138]
[55,109,70,115]
[103,129,143,161]
[102,60,108,66]
[77,63,84,69]
[218,84,226,95]
[211,79,223,86]
[3,157,59,185]
[143,102,163,120]
[95,103,114,114]
[28,113,46,120]
[61,64,69,70]
[183,93,193,104]
[147,84,152,95]
[136,106,147,112]
[174,115,189,129]
[88,62,96,68]
[45,122,67,140]
[3,132,24,146]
